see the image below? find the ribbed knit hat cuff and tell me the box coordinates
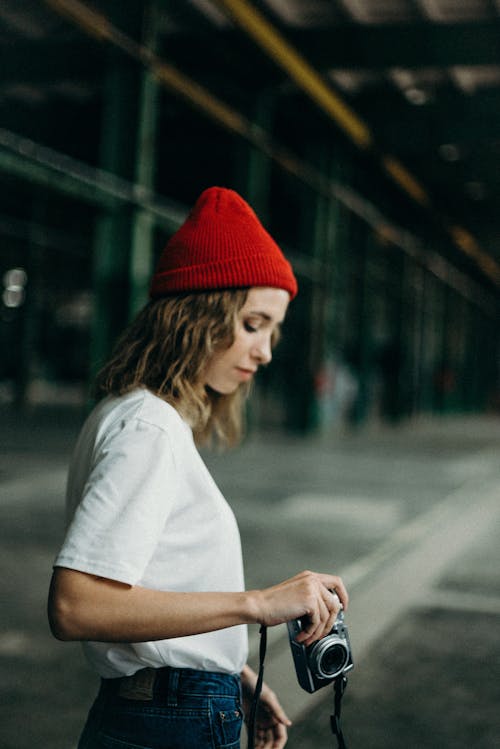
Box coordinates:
[150,252,298,298]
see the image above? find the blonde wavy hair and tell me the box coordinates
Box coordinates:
[94,290,250,447]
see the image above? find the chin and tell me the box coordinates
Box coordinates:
[206,383,239,396]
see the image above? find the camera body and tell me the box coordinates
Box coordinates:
[287,610,353,693]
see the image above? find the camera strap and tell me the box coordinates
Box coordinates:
[330,674,349,749]
[247,626,349,749]
[247,624,267,749]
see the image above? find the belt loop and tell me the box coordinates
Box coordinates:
[167,668,180,707]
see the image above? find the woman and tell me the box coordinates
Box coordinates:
[48,186,348,749]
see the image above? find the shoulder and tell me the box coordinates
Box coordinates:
[134,389,191,436]
[90,389,191,450]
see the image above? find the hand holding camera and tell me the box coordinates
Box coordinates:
[257,570,348,638]
[249,573,353,748]
[255,572,353,693]
[288,603,353,693]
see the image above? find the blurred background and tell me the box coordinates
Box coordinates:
[1,0,499,426]
[1,1,500,748]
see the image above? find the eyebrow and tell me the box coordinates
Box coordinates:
[247,311,285,325]
[247,311,272,321]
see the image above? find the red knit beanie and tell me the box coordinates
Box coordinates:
[149,187,298,300]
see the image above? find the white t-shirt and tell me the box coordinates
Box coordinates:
[54,388,248,678]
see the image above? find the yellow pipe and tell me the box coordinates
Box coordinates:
[150,62,250,139]
[45,0,252,141]
[448,225,500,283]
[44,0,500,287]
[45,0,113,42]
[212,0,373,150]
[381,155,430,207]
[215,1,500,285]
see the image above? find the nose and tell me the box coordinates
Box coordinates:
[252,333,272,365]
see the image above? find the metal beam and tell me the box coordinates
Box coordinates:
[0,127,186,229]
[211,0,373,149]
[2,22,499,89]
[211,0,499,284]
[156,21,500,76]
[129,0,162,317]
[33,1,500,293]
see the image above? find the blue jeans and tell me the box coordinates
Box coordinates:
[78,667,244,749]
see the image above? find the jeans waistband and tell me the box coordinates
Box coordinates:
[102,667,241,705]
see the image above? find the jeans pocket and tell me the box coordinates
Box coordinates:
[212,700,243,749]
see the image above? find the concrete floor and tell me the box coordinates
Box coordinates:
[1,407,500,748]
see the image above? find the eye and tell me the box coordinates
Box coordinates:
[244,320,259,333]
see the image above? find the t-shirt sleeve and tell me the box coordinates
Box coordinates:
[54,418,177,585]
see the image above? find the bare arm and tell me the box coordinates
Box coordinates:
[48,567,347,646]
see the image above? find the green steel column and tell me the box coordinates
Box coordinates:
[234,90,275,432]
[290,145,347,433]
[436,284,450,413]
[129,1,161,318]
[455,294,468,411]
[473,306,492,410]
[15,198,45,408]
[431,278,445,413]
[419,271,439,412]
[469,301,487,411]
[349,221,373,426]
[289,145,331,432]
[439,286,462,413]
[393,252,412,419]
[308,170,344,433]
[90,5,143,378]
[461,299,474,411]
[319,163,344,432]
[377,244,405,422]
[406,262,425,417]
[239,91,274,222]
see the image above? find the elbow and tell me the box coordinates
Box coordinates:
[48,571,86,641]
[48,593,81,641]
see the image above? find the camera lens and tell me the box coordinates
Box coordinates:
[320,644,347,676]
[309,637,349,679]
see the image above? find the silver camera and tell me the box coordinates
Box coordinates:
[287,610,353,693]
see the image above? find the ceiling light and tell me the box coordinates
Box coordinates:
[404,87,428,105]
[439,144,461,162]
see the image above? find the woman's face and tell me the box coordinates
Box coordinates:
[203,287,290,395]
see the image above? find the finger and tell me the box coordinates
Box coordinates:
[322,586,341,613]
[259,727,275,749]
[322,600,339,640]
[317,592,337,640]
[294,594,321,643]
[272,722,288,748]
[317,574,349,610]
[301,596,330,645]
[294,602,321,643]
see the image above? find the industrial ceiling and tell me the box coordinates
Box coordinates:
[1,0,500,292]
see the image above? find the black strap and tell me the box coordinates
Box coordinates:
[330,674,348,749]
[247,625,267,749]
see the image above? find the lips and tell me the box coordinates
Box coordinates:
[236,367,256,379]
